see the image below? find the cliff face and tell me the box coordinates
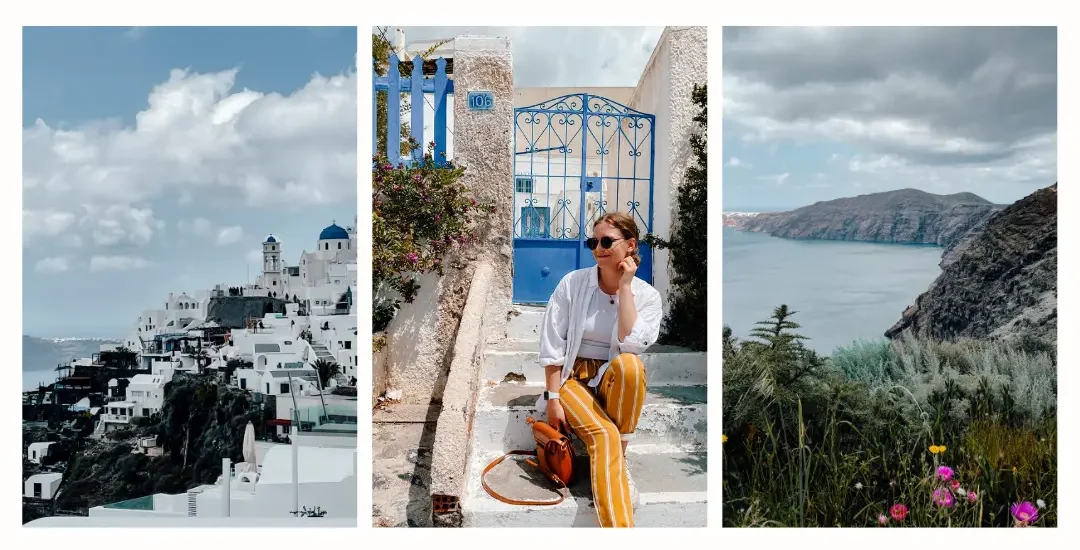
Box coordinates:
[885,184,1057,343]
[205,297,287,329]
[734,189,1001,248]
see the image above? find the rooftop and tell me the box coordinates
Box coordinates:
[258,446,356,485]
[319,223,349,241]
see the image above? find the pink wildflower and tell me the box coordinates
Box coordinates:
[889,503,908,522]
[949,479,961,492]
[1011,502,1038,525]
[968,491,977,503]
[933,487,955,508]
[407,252,419,264]
[935,465,954,481]
[877,514,888,526]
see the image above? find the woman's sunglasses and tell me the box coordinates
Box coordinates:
[585,236,626,250]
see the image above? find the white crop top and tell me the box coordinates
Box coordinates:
[578,287,619,360]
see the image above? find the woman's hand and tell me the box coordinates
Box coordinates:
[618,256,638,288]
[546,399,568,433]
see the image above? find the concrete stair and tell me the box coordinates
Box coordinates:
[461,306,708,527]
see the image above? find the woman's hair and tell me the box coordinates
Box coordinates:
[593,212,641,266]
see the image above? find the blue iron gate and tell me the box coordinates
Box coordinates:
[512,94,656,304]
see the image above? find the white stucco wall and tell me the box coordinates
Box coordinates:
[627,26,707,318]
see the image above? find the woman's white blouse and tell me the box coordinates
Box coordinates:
[537,266,663,406]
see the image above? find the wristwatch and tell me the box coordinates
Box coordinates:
[544,391,560,401]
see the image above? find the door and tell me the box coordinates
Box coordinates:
[511,94,656,304]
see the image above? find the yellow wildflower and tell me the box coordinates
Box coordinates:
[929,445,946,455]
[722,434,728,443]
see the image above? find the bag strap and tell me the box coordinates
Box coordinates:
[481,450,568,506]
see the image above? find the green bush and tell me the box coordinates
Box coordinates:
[645,83,707,351]
[723,305,1057,527]
[372,141,493,331]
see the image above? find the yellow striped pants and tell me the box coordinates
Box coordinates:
[561,353,647,528]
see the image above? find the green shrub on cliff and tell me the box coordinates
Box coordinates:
[723,306,1057,527]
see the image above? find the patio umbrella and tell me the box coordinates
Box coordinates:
[242,421,257,473]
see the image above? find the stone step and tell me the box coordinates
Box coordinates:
[472,383,707,454]
[462,450,707,527]
[500,307,546,341]
[483,340,708,386]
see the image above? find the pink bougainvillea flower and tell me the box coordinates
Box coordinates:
[950,479,961,491]
[889,503,909,522]
[1011,502,1039,525]
[878,514,888,526]
[935,465,954,481]
[407,252,419,264]
[967,491,978,503]
[933,488,955,508]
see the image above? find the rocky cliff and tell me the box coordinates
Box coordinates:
[205,296,287,329]
[885,184,1057,343]
[733,189,1001,248]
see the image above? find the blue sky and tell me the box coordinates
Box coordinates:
[723,27,1057,212]
[22,27,357,338]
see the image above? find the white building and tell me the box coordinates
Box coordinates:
[27,442,54,464]
[25,472,63,500]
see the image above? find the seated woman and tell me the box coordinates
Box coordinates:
[538,211,662,528]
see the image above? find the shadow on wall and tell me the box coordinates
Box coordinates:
[378,271,443,400]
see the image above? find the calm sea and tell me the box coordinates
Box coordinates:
[722,226,944,355]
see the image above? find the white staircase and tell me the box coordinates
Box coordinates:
[310,343,335,361]
[460,306,708,527]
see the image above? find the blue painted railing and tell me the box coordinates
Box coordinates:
[372,54,454,166]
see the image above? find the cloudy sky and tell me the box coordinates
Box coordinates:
[381,27,664,87]
[23,27,357,338]
[723,27,1057,211]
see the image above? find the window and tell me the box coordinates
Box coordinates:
[273,280,277,286]
[34,483,42,498]
[280,383,289,394]
[515,177,533,193]
[324,243,329,250]
[344,341,352,350]
[240,379,247,389]
[142,408,150,417]
[266,383,270,394]
[520,206,551,238]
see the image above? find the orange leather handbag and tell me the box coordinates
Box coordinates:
[481,416,575,505]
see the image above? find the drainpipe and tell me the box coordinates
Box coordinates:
[291,424,299,514]
[287,370,300,515]
[222,457,231,518]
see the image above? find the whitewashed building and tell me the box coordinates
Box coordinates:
[25,472,63,500]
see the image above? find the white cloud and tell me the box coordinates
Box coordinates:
[23,210,76,244]
[85,205,159,247]
[392,26,663,87]
[726,157,751,168]
[22,66,357,250]
[757,172,790,185]
[35,257,70,274]
[89,255,152,272]
[246,249,264,264]
[724,27,1056,196]
[191,217,213,237]
[216,226,244,246]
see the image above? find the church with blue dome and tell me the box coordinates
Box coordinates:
[255,217,357,315]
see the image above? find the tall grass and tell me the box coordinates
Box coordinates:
[722,310,1057,528]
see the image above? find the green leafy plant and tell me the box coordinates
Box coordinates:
[722,305,1057,527]
[644,83,707,351]
[372,141,493,331]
